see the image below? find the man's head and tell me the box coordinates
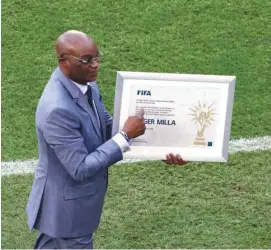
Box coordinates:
[56,30,100,84]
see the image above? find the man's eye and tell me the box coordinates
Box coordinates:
[82,58,92,64]
[81,59,89,64]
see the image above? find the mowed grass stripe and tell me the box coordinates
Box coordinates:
[2,149,271,249]
[2,0,271,161]
[1,136,271,176]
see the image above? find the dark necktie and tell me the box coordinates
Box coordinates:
[85,85,100,127]
[85,85,107,141]
[85,85,95,112]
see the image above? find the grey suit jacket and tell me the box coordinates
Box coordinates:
[26,67,122,238]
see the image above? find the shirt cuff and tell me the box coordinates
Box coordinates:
[112,132,130,153]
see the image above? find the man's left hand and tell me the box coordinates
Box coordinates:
[163,153,188,165]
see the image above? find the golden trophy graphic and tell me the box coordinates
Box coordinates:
[189,101,216,146]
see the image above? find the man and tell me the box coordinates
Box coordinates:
[26,30,187,249]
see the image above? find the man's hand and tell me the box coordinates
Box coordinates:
[163,153,188,165]
[123,109,146,138]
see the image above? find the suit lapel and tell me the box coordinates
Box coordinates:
[54,67,103,141]
[76,95,103,141]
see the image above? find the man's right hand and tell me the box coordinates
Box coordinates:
[122,109,146,138]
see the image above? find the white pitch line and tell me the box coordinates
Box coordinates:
[1,136,271,176]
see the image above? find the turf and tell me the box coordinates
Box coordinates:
[2,0,271,248]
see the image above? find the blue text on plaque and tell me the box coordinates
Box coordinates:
[137,90,151,96]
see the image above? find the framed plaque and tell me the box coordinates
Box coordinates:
[112,71,236,162]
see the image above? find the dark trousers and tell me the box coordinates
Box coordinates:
[34,231,93,249]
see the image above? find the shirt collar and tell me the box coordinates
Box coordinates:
[71,81,96,95]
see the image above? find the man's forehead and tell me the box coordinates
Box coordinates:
[73,40,98,56]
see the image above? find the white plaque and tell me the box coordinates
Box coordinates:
[112,71,236,162]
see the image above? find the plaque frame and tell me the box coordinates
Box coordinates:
[112,71,236,162]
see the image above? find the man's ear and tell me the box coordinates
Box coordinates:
[59,58,68,68]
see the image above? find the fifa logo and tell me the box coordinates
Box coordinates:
[137,90,151,96]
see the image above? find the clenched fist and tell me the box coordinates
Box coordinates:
[122,109,146,139]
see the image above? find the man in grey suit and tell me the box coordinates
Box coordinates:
[27,30,187,249]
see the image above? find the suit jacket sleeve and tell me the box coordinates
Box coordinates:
[43,108,122,182]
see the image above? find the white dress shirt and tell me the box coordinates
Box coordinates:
[72,81,130,153]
